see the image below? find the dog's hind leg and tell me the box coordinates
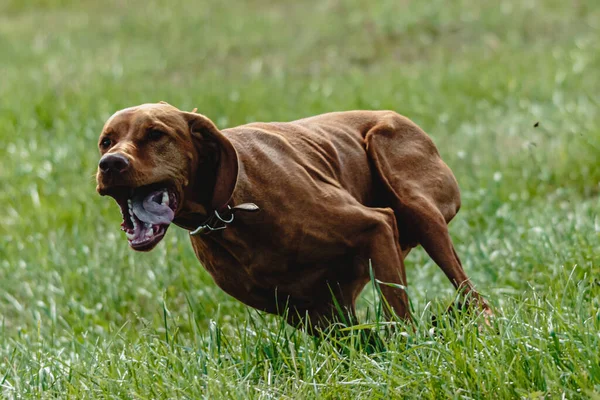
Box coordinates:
[365,113,490,315]
[359,208,412,321]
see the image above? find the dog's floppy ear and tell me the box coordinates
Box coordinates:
[182,111,238,211]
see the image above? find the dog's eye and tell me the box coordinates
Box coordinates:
[147,129,165,141]
[100,138,111,149]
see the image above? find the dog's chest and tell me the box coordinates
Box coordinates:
[188,222,349,301]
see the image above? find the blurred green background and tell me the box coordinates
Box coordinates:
[0,0,599,398]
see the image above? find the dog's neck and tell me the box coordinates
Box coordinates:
[190,154,219,210]
[174,141,257,233]
[173,151,220,229]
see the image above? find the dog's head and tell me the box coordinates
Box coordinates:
[96,102,238,251]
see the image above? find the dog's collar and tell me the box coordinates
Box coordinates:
[182,202,259,236]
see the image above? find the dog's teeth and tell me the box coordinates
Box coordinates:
[126,231,135,240]
[144,226,154,238]
[143,223,152,238]
[162,191,169,205]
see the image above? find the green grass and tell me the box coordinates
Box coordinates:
[1,0,599,398]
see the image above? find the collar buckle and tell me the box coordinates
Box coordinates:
[190,203,259,236]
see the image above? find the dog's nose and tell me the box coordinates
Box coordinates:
[99,153,130,174]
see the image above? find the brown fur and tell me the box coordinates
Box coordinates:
[96,102,490,332]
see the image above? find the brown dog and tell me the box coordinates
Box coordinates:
[96,102,490,332]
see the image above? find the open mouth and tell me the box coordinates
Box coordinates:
[108,184,178,251]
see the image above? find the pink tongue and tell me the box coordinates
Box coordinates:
[132,190,174,225]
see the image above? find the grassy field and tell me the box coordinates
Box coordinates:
[1,0,599,398]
